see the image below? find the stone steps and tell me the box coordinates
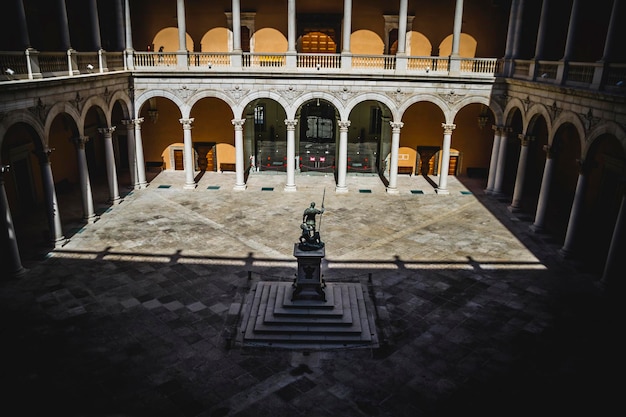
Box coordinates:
[238,281,378,348]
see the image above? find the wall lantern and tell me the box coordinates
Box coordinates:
[477,105,489,130]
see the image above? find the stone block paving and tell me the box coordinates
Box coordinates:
[0,171,620,416]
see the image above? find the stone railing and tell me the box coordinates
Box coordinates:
[2,49,623,95]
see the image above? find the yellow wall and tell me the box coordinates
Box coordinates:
[351,30,384,55]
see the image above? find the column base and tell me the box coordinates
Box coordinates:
[435,188,449,195]
[51,236,68,248]
[284,184,297,192]
[335,185,348,193]
[84,214,98,224]
[109,196,122,205]
[135,182,148,190]
[559,247,575,259]
[507,204,522,213]
[233,184,247,191]
[386,187,399,194]
[528,224,545,234]
[183,183,197,190]
[9,267,28,279]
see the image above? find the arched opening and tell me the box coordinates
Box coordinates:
[298,99,338,173]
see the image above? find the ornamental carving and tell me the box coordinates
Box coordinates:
[548,101,562,120]
[225,85,249,103]
[177,85,197,100]
[438,90,465,105]
[29,98,48,124]
[280,85,303,101]
[331,86,357,103]
[71,92,85,112]
[581,108,600,131]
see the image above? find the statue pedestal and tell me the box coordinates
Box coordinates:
[292,243,326,301]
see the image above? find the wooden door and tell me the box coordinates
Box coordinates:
[174,149,184,170]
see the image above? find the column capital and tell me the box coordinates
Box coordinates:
[390,121,404,131]
[518,134,534,146]
[543,144,556,159]
[98,126,116,136]
[71,136,89,149]
[34,147,55,163]
[121,119,134,128]
[338,120,351,130]
[284,119,298,129]
[493,125,513,135]
[231,118,246,129]
[442,123,456,134]
[179,118,195,129]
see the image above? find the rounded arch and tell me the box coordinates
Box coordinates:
[450,95,504,125]
[108,90,133,120]
[188,90,238,117]
[253,28,287,53]
[551,111,587,156]
[438,33,477,57]
[345,93,399,122]
[351,30,384,55]
[201,27,230,52]
[398,94,448,123]
[0,110,46,149]
[135,89,186,118]
[153,27,193,52]
[80,96,110,127]
[44,102,82,141]
[503,97,527,128]
[526,103,554,135]
[585,120,626,156]
[237,91,291,120]
[289,93,346,120]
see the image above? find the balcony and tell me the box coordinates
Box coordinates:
[1,49,624,94]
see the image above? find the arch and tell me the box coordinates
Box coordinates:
[201,27,230,52]
[289,93,346,120]
[108,90,133,121]
[503,97,527,128]
[526,103,554,135]
[450,95,504,126]
[345,93,399,122]
[551,111,587,156]
[351,30,384,55]
[253,28,287,53]
[237,91,291,120]
[398,95,449,123]
[438,33,477,57]
[135,90,187,118]
[0,110,46,150]
[44,102,82,141]
[80,96,110,128]
[407,31,432,56]
[153,27,193,52]
[188,90,238,118]
[299,31,336,53]
[585,120,626,156]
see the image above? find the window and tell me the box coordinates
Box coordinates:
[254,104,265,131]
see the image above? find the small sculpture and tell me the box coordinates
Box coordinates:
[298,201,325,250]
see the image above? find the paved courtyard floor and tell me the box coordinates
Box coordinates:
[0,171,620,416]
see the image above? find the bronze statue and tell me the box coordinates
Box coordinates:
[298,201,325,250]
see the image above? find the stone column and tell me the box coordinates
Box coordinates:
[530,145,556,233]
[533,0,550,60]
[342,0,352,53]
[508,134,534,212]
[336,121,350,193]
[232,118,246,190]
[14,0,31,49]
[387,121,403,194]
[436,123,455,195]
[71,136,97,223]
[0,165,26,278]
[601,187,626,287]
[114,0,125,51]
[122,119,136,187]
[451,0,464,56]
[98,127,121,203]
[180,118,196,189]
[562,0,581,61]
[493,127,510,195]
[56,0,72,50]
[510,0,525,59]
[560,159,591,257]
[485,125,503,194]
[176,0,187,52]
[133,118,147,188]
[397,0,408,55]
[504,0,520,59]
[285,119,297,192]
[123,0,134,69]
[232,0,242,51]
[600,0,620,62]
[87,0,102,50]
[287,0,296,52]
[35,148,65,246]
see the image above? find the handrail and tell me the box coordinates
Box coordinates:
[2,50,623,95]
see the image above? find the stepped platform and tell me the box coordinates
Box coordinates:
[237,281,379,349]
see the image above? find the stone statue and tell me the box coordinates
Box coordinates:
[298,201,325,250]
